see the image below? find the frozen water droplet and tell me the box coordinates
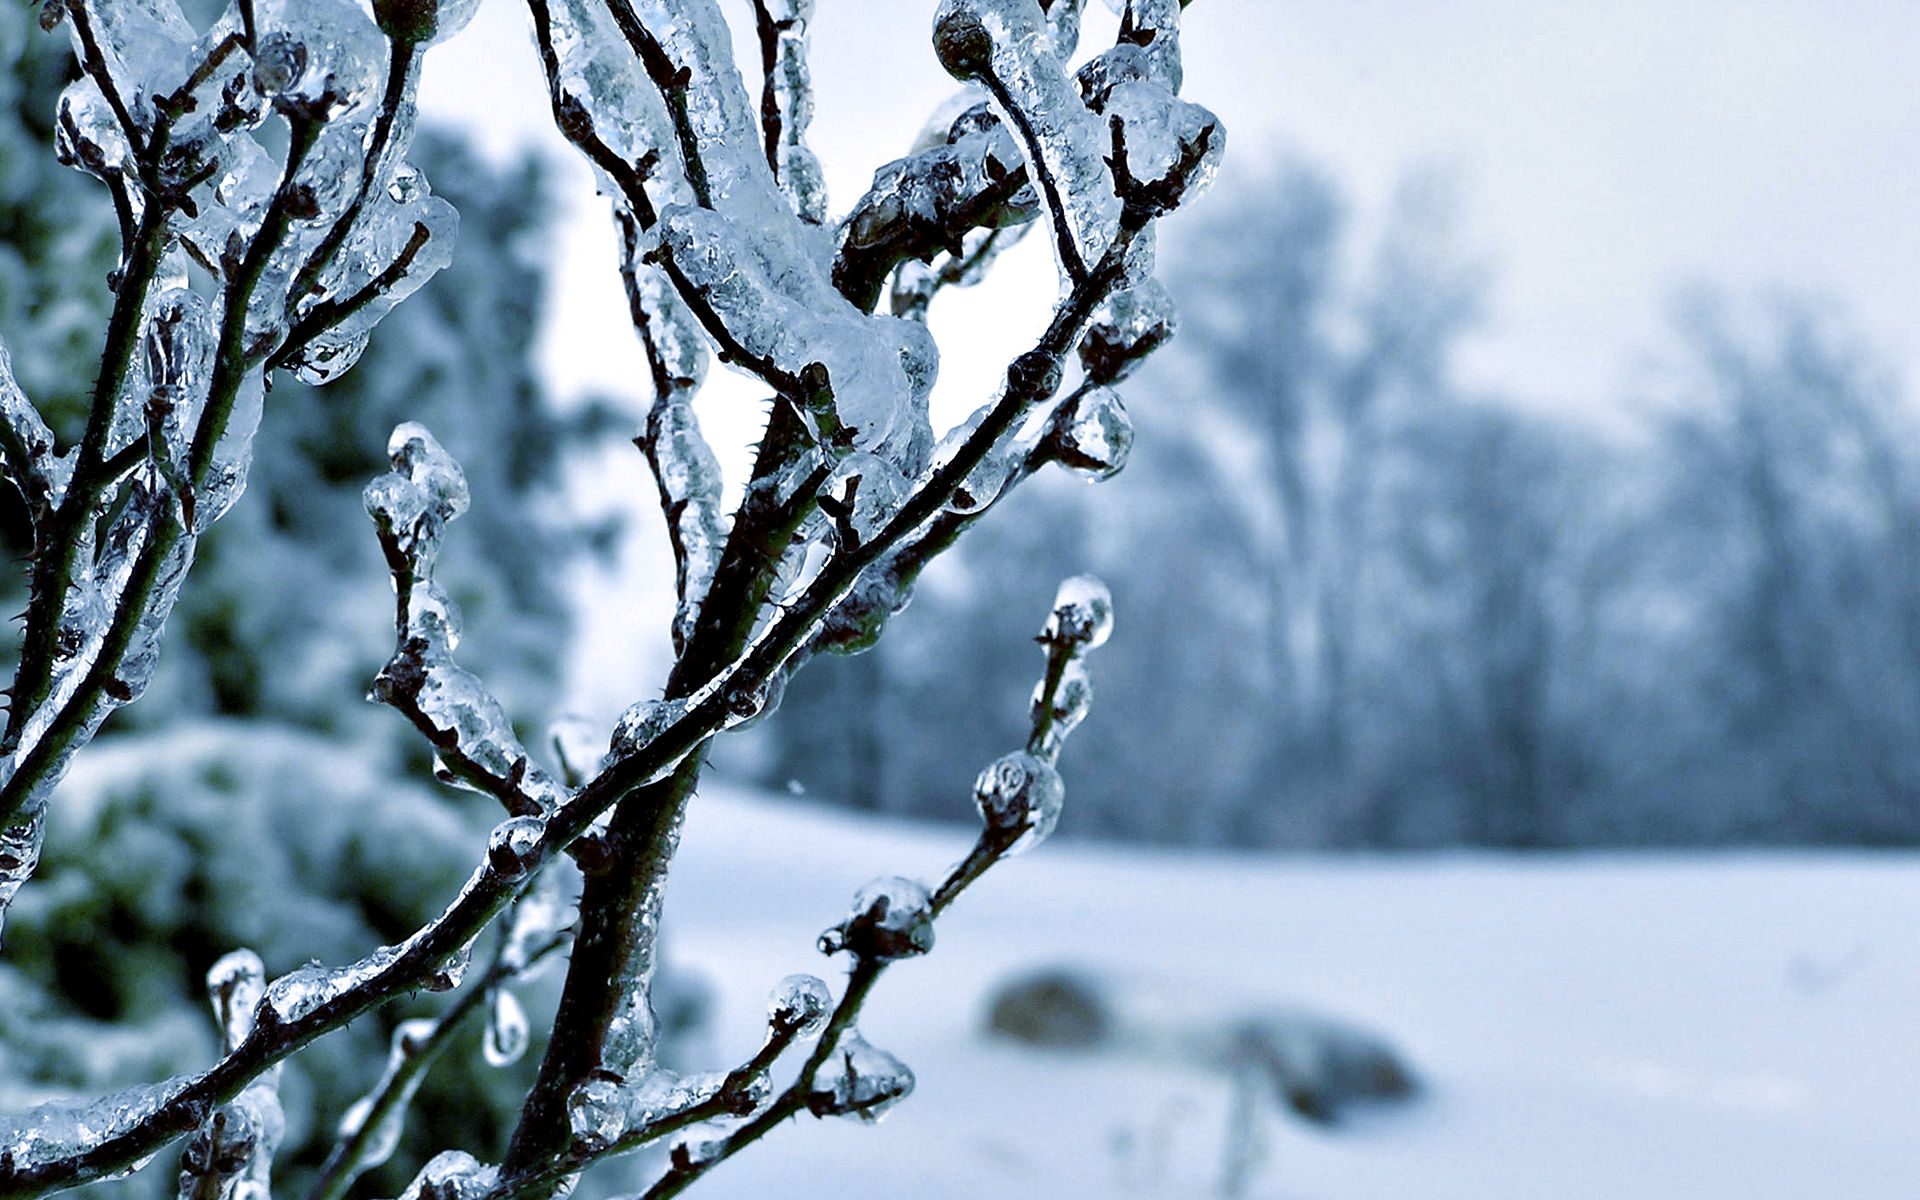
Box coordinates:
[567,1076,625,1149]
[1106,80,1224,214]
[483,988,530,1067]
[1047,385,1132,480]
[206,948,266,1051]
[818,876,934,961]
[974,750,1065,854]
[769,974,833,1038]
[1043,574,1113,651]
[487,816,546,881]
[806,1032,913,1122]
[810,567,910,657]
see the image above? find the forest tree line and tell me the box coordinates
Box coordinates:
[744,154,1920,849]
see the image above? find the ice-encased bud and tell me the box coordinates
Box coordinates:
[252,0,388,114]
[427,940,470,992]
[722,667,787,731]
[806,1033,913,1122]
[365,423,469,550]
[567,1076,625,1148]
[206,949,267,1052]
[487,816,546,881]
[932,2,996,82]
[818,877,934,961]
[484,988,530,1067]
[974,750,1065,853]
[1047,385,1132,480]
[769,974,833,1038]
[811,568,911,656]
[1042,574,1113,651]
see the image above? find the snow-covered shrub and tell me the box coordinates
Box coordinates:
[0,0,1223,1195]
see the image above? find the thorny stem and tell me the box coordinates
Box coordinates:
[603,0,712,208]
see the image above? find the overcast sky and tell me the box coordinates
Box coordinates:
[421,0,1920,415]
[416,0,1920,714]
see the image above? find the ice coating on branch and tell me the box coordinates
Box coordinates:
[396,1150,496,1200]
[0,1078,186,1182]
[285,193,461,386]
[55,77,136,195]
[1118,0,1184,91]
[769,973,833,1038]
[762,0,827,222]
[0,807,46,947]
[65,0,196,123]
[366,423,467,556]
[1043,573,1114,651]
[206,948,266,1052]
[263,944,402,1025]
[542,0,689,206]
[1106,80,1223,213]
[1045,0,1089,56]
[487,815,547,881]
[644,388,725,639]
[334,1018,437,1173]
[932,0,1120,282]
[1079,278,1176,384]
[0,338,68,512]
[658,205,936,464]
[809,564,912,656]
[806,1033,913,1122]
[1030,658,1092,760]
[1046,384,1132,480]
[484,988,531,1067]
[974,750,1065,852]
[818,876,935,961]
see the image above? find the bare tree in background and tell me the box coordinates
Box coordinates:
[0,0,1223,1196]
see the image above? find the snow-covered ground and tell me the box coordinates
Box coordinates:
[658,782,1920,1199]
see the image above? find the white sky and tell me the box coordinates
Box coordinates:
[414,0,1920,714]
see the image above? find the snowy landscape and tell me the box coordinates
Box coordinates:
[660,783,1920,1199]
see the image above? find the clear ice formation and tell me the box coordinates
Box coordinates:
[806,1033,913,1123]
[932,0,1120,282]
[1047,384,1133,480]
[1043,573,1114,651]
[818,876,935,961]
[769,973,834,1038]
[364,424,568,813]
[973,750,1066,853]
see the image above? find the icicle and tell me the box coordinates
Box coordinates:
[763,0,827,222]
[0,337,70,512]
[818,876,934,961]
[805,1033,913,1123]
[483,989,531,1067]
[973,750,1066,853]
[0,806,47,949]
[932,0,1121,283]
